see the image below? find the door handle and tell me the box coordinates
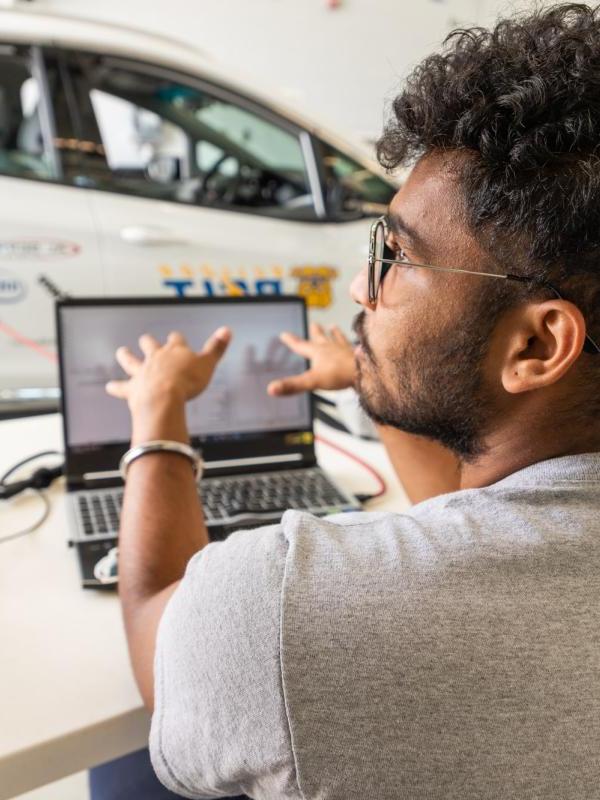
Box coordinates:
[120,226,188,246]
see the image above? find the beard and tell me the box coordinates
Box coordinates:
[353,288,510,461]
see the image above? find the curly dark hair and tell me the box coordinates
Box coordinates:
[377,3,600,349]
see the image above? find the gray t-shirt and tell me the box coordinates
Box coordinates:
[150,453,600,800]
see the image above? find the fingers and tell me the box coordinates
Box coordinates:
[279,331,313,358]
[309,322,327,343]
[329,324,350,346]
[200,326,232,363]
[139,334,160,357]
[267,371,315,396]
[105,379,129,399]
[115,346,142,376]
[167,331,187,346]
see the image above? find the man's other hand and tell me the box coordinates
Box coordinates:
[267,323,356,397]
[105,327,232,410]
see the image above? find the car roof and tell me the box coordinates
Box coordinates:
[0,7,394,181]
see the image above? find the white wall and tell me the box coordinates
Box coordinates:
[21,0,493,144]
[17,0,541,144]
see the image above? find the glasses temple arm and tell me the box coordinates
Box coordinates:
[375,260,600,355]
[375,257,513,281]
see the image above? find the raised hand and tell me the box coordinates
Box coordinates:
[267,322,356,397]
[105,327,232,411]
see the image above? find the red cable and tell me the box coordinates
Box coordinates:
[0,321,57,363]
[315,434,387,500]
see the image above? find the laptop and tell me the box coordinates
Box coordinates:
[55,296,361,587]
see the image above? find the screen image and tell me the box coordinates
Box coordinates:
[59,301,311,449]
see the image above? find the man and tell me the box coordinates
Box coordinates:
[106,5,600,798]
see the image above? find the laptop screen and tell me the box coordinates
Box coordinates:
[57,297,311,454]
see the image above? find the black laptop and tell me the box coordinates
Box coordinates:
[56,296,360,587]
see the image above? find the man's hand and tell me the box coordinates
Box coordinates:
[267,323,356,396]
[103,327,231,710]
[106,327,232,411]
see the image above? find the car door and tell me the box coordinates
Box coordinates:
[0,44,102,411]
[59,51,395,335]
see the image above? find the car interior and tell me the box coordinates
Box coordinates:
[61,53,319,218]
[0,52,53,181]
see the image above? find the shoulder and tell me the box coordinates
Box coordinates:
[276,483,536,581]
[159,523,289,645]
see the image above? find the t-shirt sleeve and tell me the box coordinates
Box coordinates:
[149,525,299,799]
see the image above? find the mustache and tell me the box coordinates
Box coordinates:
[352,312,376,364]
[352,311,364,340]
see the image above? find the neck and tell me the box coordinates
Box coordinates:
[459,413,600,490]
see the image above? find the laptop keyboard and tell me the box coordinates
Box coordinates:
[73,468,353,540]
[202,468,349,520]
[76,491,122,537]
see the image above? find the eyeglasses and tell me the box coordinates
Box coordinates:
[368,215,600,355]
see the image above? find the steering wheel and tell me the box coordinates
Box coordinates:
[199,154,238,201]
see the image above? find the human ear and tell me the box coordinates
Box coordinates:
[501,299,587,394]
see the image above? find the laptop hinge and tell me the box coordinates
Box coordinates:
[69,453,313,488]
[204,453,304,471]
[67,470,122,490]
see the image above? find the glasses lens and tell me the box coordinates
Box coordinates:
[369,219,386,302]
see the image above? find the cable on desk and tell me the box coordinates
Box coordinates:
[0,449,63,545]
[0,491,51,545]
[0,449,62,484]
[315,434,386,501]
[314,396,378,441]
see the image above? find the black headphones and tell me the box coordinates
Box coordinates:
[0,449,64,501]
[0,463,64,499]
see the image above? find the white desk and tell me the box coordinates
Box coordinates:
[0,414,408,799]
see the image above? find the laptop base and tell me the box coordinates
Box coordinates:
[73,505,359,589]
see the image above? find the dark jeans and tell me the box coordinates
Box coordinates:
[89,747,250,800]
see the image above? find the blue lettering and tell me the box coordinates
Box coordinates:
[162,277,284,299]
[201,280,215,297]
[255,279,282,295]
[163,279,194,297]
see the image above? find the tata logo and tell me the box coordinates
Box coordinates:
[0,270,26,302]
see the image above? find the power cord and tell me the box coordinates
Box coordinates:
[0,450,64,544]
[315,434,386,502]
[0,433,383,546]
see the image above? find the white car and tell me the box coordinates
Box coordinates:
[0,7,397,412]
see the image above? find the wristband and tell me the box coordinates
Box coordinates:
[119,440,203,481]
